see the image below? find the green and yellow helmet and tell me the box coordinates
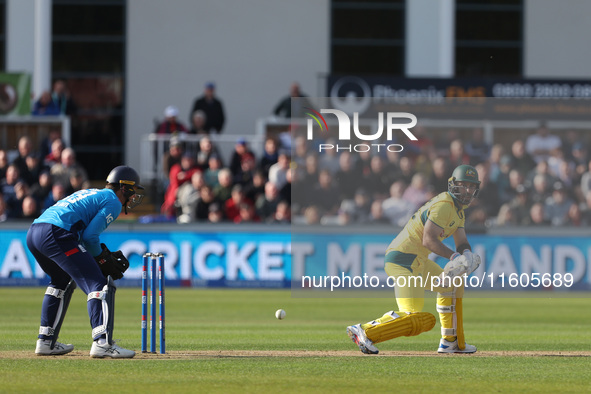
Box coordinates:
[448,164,481,205]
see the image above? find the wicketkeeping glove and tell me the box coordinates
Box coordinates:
[94,244,130,280]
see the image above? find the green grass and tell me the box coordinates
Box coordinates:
[1,288,590,393]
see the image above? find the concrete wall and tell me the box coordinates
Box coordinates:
[524,0,591,78]
[125,0,330,170]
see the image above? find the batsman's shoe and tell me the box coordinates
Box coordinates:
[437,338,477,354]
[347,324,379,355]
[90,341,135,358]
[35,339,74,356]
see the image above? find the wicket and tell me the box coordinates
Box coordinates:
[141,253,165,354]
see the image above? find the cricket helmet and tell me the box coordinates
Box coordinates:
[448,164,480,205]
[106,165,145,212]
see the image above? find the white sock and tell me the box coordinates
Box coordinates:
[97,338,107,345]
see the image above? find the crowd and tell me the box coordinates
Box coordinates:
[12,79,591,228]
[0,134,89,221]
[289,123,591,228]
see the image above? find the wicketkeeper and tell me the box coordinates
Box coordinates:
[27,165,144,358]
[347,164,482,354]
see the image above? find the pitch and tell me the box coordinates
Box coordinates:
[1,288,590,393]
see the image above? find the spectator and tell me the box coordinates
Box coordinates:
[507,184,531,225]
[176,171,206,224]
[243,170,266,204]
[268,200,291,224]
[225,184,253,222]
[43,182,67,212]
[208,202,225,223]
[499,168,525,205]
[156,105,188,135]
[213,168,234,203]
[524,202,550,226]
[194,184,218,221]
[363,155,394,200]
[32,91,60,116]
[1,164,22,201]
[397,156,415,185]
[579,159,591,198]
[0,149,8,179]
[301,153,320,187]
[334,151,359,201]
[44,138,65,168]
[525,123,562,164]
[578,191,591,226]
[382,180,414,227]
[273,82,309,118]
[163,137,184,178]
[196,136,222,171]
[204,155,223,187]
[259,137,279,177]
[189,110,208,135]
[311,169,339,216]
[401,173,431,211]
[190,82,225,133]
[544,182,573,226]
[21,195,40,219]
[51,79,77,115]
[161,153,199,217]
[471,163,501,216]
[235,202,260,223]
[494,203,518,227]
[350,189,372,223]
[304,205,321,225]
[39,129,62,160]
[6,181,29,218]
[317,138,340,174]
[429,157,450,194]
[530,173,553,205]
[50,147,90,193]
[465,127,491,166]
[255,182,280,220]
[526,160,558,188]
[0,196,7,222]
[509,139,537,176]
[234,152,257,187]
[279,168,291,205]
[229,138,255,177]
[24,153,48,187]
[367,200,391,224]
[449,139,471,168]
[565,202,584,227]
[570,142,588,183]
[30,170,53,207]
[12,136,34,184]
[268,151,290,190]
[488,143,505,183]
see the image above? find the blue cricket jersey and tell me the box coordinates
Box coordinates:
[33,188,122,256]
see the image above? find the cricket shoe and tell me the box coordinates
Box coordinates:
[35,339,74,356]
[90,341,135,358]
[347,324,379,355]
[437,338,477,354]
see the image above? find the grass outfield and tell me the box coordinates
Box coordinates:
[1,288,590,393]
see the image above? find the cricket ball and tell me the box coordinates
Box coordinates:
[275,309,286,320]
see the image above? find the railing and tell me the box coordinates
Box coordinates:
[0,115,71,159]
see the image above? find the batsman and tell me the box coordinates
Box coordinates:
[27,166,144,358]
[347,164,482,354]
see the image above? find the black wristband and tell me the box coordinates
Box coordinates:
[456,243,471,253]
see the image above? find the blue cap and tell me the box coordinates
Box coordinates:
[205,82,215,89]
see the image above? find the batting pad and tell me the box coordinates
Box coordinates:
[364,311,436,344]
[437,295,465,350]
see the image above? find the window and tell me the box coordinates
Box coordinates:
[331,1,405,76]
[52,0,126,179]
[455,0,523,76]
